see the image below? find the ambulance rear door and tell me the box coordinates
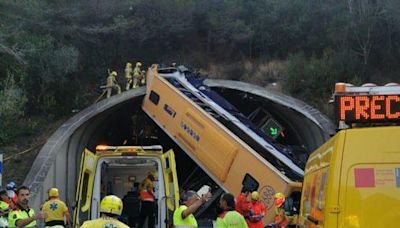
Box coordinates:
[73,148,99,227]
[160,149,179,226]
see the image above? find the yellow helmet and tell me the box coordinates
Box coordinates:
[251,191,260,201]
[136,62,142,67]
[111,71,118,76]
[48,188,59,197]
[100,195,123,216]
[148,170,158,179]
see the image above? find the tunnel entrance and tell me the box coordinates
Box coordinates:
[24,79,334,224]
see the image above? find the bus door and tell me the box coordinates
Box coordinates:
[73,148,99,227]
[160,149,179,226]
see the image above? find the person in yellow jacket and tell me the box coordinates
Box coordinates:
[215,193,248,228]
[106,71,121,98]
[0,190,9,227]
[173,190,211,227]
[42,188,71,228]
[125,62,133,91]
[8,186,47,227]
[133,62,142,88]
[80,195,129,228]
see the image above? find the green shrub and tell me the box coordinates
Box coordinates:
[286,50,362,106]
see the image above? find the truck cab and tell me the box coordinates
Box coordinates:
[73,145,179,228]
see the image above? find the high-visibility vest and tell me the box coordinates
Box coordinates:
[173,205,198,227]
[8,207,36,227]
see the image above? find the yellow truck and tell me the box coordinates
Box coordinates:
[73,145,179,228]
[297,83,400,227]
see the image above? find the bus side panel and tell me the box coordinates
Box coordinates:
[339,127,400,228]
[180,109,238,181]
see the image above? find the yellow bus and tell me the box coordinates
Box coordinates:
[142,66,302,223]
[73,145,179,227]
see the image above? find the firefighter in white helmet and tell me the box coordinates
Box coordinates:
[80,195,129,228]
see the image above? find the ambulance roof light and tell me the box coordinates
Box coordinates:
[96,145,116,151]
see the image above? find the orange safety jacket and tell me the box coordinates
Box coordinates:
[274,207,289,228]
[140,178,155,202]
[247,201,266,228]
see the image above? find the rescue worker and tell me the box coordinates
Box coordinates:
[138,171,157,228]
[140,70,146,86]
[235,187,251,217]
[42,188,71,228]
[133,62,142,88]
[215,193,248,228]
[247,191,266,228]
[273,193,289,228]
[125,62,133,91]
[80,195,129,228]
[8,186,47,227]
[1,188,15,211]
[106,71,121,98]
[6,182,17,208]
[0,190,9,227]
[173,190,211,227]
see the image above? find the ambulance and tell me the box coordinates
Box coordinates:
[73,145,179,227]
[297,83,400,227]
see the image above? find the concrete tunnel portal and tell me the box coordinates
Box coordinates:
[23,79,335,216]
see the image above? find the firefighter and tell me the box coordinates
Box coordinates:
[273,193,289,228]
[106,71,121,98]
[140,70,146,86]
[80,195,129,228]
[42,188,71,228]
[125,62,133,91]
[138,171,157,228]
[133,62,142,88]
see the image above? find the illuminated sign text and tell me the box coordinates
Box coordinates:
[335,95,400,123]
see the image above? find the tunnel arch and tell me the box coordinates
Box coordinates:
[23,80,335,210]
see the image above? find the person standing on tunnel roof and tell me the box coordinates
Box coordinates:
[173,190,211,227]
[41,188,71,228]
[133,62,142,88]
[80,195,129,228]
[8,186,47,228]
[106,71,121,98]
[125,62,133,91]
[138,170,157,228]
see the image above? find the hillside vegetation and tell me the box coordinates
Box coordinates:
[1,0,400,148]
